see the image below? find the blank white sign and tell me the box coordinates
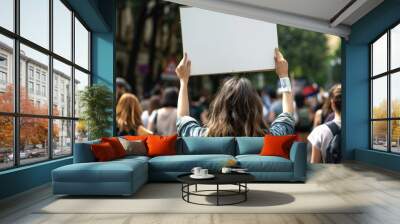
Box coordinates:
[180,7,278,76]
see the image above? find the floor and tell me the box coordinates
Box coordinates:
[1,162,400,224]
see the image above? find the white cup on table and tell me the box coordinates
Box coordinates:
[200,169,208,176]
[191,167,202,176]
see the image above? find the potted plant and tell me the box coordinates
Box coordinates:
[79,84,113,140]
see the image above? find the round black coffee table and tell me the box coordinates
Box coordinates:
[177,173,255,206]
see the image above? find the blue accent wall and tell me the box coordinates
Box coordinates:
[91,0,116,135]
[344,0,400,170]
[66,0,110,32]
[0,0,116,200]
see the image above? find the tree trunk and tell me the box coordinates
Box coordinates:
[126,0,148,94]
[144,1,162,96]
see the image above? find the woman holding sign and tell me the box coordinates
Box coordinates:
[176,48,295,137]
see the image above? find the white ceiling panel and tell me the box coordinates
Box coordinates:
[165,0,384,38]
[227,0,352,21]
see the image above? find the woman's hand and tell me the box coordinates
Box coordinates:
[274,48,288,78]
[176,53,191,85]
[176,53,191,117]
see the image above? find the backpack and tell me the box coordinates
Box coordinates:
[325,121,341,163]
[151,110,158,134]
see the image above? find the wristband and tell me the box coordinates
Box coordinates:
[279,77,292,92]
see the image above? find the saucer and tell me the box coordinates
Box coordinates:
[190,174,215,179]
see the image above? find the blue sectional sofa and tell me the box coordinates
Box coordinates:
[52,137,306,196]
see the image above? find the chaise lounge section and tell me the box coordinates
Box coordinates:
[52,137,306,196]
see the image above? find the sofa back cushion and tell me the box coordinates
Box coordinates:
[73,139,100,163]
[236,137,264,155]
[178,137,235,155]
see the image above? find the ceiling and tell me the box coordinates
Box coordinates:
[165,0,384,38]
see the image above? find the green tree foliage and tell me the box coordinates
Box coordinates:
[277,25,329,85]
[372,99,400,140]
[79,84,113,140]
[330,46,342,84]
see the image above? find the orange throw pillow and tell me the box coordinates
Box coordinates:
[101,137,126,158]
[91,142,117,162]
[146,135,177,157]
[260,135,297,159]
[124,135,148,142]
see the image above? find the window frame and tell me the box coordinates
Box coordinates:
[0,0,92,171]
[369,20,400,154]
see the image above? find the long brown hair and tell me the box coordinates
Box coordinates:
[330,84,341,113]
[116,93,143,132]
[206,77,267,136]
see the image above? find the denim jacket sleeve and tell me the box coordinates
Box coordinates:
[269,112,295,136]
[176,116,207,137]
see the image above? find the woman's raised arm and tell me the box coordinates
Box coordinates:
[176,53,191,118]
[274,48,294,114]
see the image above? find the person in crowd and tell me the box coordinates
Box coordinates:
[308,84,341,163]
[175,49,295,137]
[189,93,204,122]
[116,77,131,102]
[116,93,153,136]
[302,83,320,112]
[148,87,179,135]
[295,94,313,132]
[313,89,334,128]
[267,90,283,123]
[141,95,160,128]
[259,87,273,122]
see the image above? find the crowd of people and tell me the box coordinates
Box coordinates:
[115,49,342,164]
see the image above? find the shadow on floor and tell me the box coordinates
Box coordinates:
[202,190,295,207]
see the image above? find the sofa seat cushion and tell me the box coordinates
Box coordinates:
[236,155,293,172]
[149,155,235,172]
[116,155,150,163]
[53,159,147,183]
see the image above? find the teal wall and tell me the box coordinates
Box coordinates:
[344,0,400,170]
[0,0,116,200]
[91,0,116,135]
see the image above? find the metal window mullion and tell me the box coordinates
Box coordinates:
[388,30,392,153]
[88,31,91,75]
[372,118,396,121]
[13,0,21,167]
[48,0,53,160]
[370,45,373,149]
[71,11,76,156]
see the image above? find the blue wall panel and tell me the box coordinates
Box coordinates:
[344,0,400,170]
[91,0,116,135]
[343,44,369,159]
[355,149,400,172]
[66,0,110,32]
